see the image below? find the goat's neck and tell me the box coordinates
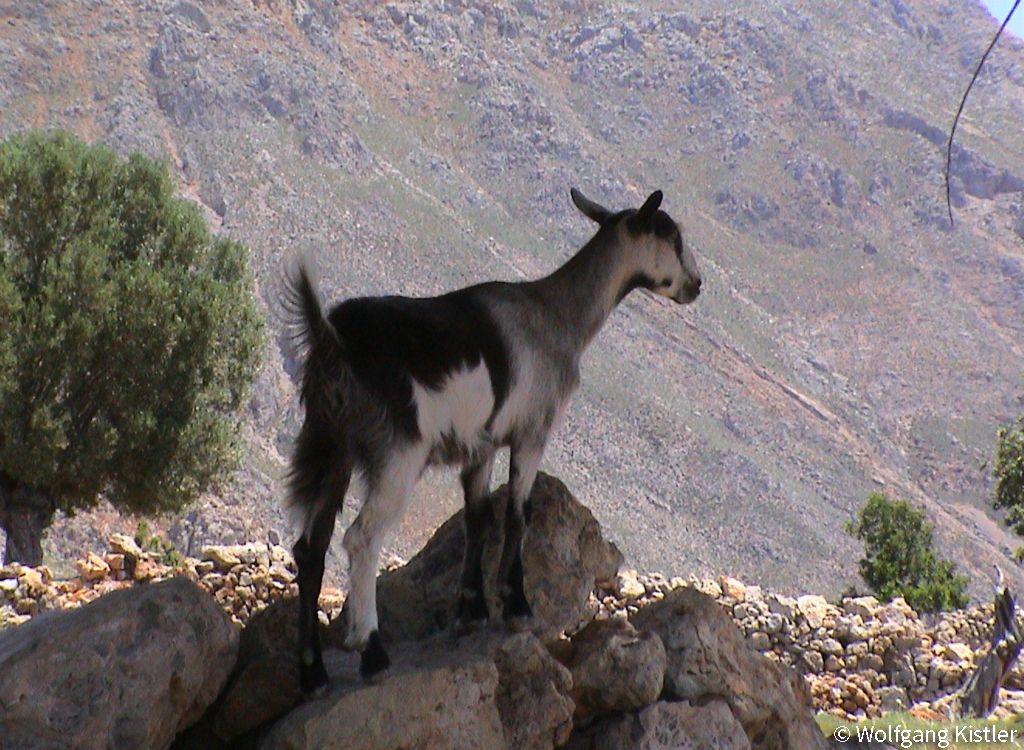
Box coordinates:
[534,234,639,352]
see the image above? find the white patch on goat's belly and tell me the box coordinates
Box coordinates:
[412,362,496,463]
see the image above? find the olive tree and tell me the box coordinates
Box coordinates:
[0,130,264,564]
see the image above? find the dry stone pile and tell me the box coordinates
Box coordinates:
[592,570,1024,720]
[0,533,344,628]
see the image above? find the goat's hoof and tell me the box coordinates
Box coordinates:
[505,614,535,633]
[299,661,330,695]
[502,593,533,623]
[453,616,488,636]
[359,630,391,680]
[456,592,490,628]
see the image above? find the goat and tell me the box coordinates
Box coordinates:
[286,188,702,692]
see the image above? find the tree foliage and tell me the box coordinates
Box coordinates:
[994,417,1024,537]
[0,130,264,562]
[845,492,968,613]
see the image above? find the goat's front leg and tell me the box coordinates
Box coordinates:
[497,441,544,623]
[456,451,496,627]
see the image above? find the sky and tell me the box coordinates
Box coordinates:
[979,0,1024,37]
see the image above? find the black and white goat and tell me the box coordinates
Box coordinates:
[286,188,702,691]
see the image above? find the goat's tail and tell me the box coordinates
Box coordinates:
[283,260,350,542]
[284,260,341,366]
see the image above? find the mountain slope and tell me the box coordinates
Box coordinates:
[1,0,1022,598]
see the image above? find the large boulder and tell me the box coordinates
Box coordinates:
[0,576,237,750]
[259,630,574,750]
[550,616,666,723]
[341,471,622,644]
[630,587,828,750]
[566,699,751,750]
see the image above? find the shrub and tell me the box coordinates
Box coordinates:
[846,492,968,612]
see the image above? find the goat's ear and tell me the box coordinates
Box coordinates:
[570,187,611,224]
[628,190,663,232]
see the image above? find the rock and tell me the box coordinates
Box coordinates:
[802,650,825,673]
[617,568,646,599]
[550,617,665,722]
[943,642,972,663]
[720,576,748,601]
[203,545,242,572]
[109,532,144,558]
[843,596,880,619]
[0,577,237,750]
[797,595,832,629]
[355,472,623,644]
[566,699,751,750]
[261,630,569,750]
[878,598,916,624]
[767,593,796,619]
[493,632,575,749]
[821,638,843,656]
[75,551,111,582]
[750,631,772,651]
[200,597,330,743]
[631,587,828,750]
[877,685,908,712]
[213,652,301,741]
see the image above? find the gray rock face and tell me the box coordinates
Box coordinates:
[260,651,504,750]
[0,576,237,750]
[493,632,576,750]
[550,616,666,722]
[208,597,330,741]
[631,587,827,750]
[260,630,573,750]
[567,699,751,750]
[344,472,623,644]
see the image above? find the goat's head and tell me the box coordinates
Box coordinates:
[571,188,702,304]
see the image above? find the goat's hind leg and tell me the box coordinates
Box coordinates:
[343,446,425,679]
[456,451,496,628]
[292,465,349,694]
[498,443,544,624]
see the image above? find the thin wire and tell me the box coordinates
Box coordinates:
[946,0,1021,226]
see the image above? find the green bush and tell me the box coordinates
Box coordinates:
[0,130,264,564]
[993,417,1024,536]
[134,520,184,568]
[845,492,968,612]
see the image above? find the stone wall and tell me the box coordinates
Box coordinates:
[596,570,1024,719]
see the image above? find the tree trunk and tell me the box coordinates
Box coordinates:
[0,477,54,566]
[959,566,1023,718]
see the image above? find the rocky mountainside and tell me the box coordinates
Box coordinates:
[1,0,1023,598]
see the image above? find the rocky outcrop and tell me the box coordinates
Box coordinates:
[0,577,237,750]
[631,586,828,750]
[351,472,623,644]
[259,630,573,750]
